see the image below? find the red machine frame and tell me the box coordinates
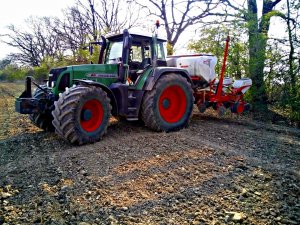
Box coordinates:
[193,36,251,115]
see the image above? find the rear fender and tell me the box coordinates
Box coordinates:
[73,79,118,116]
[143,67,192,91]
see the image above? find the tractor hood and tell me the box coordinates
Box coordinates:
[72,64,119,79]
[72,64,119,87]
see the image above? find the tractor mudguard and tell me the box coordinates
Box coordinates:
[143,67,192,91]
[73,79,118,116]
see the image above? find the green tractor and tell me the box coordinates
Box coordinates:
[15,29,194,145]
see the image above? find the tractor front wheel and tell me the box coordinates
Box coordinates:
[29,85,54,131]
[141,74,193,132]
[52,86,111,145]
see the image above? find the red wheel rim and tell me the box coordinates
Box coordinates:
[159,85,187,123]
[80,99,104,132]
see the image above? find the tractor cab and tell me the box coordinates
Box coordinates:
[103,30,167,84]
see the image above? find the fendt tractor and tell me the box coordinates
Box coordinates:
[15,28,252,145]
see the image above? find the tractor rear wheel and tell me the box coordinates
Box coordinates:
[52,86,111,145]
[29,85,54,131]
[141,74,193,132]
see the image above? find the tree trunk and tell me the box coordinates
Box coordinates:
[246,0,276,114]
[248,31,269,112]
[286,0,296,95]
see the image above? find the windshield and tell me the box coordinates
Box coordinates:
[107,41,123,64]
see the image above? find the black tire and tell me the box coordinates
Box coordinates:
[231,102,245,114]
[141,74,193,132]
[29,85,54,131]
[52,86,111,145]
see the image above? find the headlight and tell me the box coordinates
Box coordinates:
[51,81,56,87]
[47,81,50,87]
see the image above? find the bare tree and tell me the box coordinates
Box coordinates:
[0,0,140,66]
[2,25,40,66]
[29,17,63,59]
[77,0,141,35]
[133,0,221,55]
[53,6,93,58]
[1,17,62,66]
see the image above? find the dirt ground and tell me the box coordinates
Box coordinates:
[0,82,299,225]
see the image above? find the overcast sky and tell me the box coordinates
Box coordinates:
[0,0,76,59]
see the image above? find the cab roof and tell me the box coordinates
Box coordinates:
[106,32,166,44]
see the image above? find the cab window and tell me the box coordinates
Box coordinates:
[157,41,166,59]
[107,41,123,64]
[130,46,142,62]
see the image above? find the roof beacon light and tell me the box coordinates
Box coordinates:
[155,20,160,29]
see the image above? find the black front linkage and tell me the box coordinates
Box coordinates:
[15,76,54,114]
